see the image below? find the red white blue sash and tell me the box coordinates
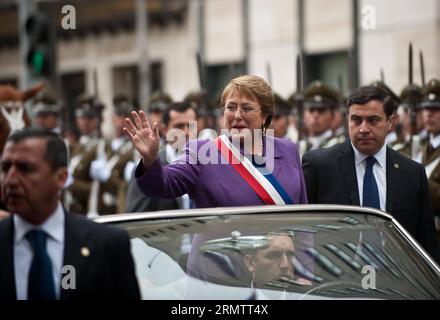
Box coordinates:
[215,135,293,205]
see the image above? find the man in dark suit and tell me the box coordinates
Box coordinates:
[302,86,440,261]
[126,101,197,212]
[0,128,140,300]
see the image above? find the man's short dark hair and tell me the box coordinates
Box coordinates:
[7,128,68,170]
[346,86,395,118]
[162,101,195,127]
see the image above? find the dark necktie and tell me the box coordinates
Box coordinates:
[26,230,56,300]
[362,156,380,210]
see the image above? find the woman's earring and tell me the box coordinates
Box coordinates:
[260,126,266,154]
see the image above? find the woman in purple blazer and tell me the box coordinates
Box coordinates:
[124,75,307,208]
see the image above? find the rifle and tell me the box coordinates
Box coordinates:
[88,68,106,217]
[266,62,273,87]
[337,74,348,138]
[195,51,214,128]
[196,51,207,95]
[380,68,385,83]
[296,54,305,141]
[420,50,426,87]
[407,43,420,159]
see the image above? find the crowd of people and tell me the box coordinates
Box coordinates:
[1,71,440,299]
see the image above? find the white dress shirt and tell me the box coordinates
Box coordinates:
[352,143,387,211]
[14,202,65,300]
[430,133,440,149]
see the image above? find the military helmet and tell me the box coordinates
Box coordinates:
[303,81,340,110]
[149,90,172,113]
[421,79,440,109]
[75,93,104,118]
[113,94,134,117]
[184,90,212,110]
[370,80,401,111]
[287,91,303,107]
[286,91,303,118]
[273,93,291,118]
[32,92,61,116]
[399,83,423,110]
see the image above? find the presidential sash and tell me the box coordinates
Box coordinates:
[215,135,293,205]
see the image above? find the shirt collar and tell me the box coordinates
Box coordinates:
[419,129,428,140]
[111,136,127,151]
[385,132,397,145]
[352,141,387,168]
[334,126,345,137]
[430,133,440,149]
[79,131,99,146]
[309,129,333,147]
[13,202,65,245]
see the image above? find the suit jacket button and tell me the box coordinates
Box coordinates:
[81,247,90,257]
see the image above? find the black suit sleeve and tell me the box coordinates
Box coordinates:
[417,167,440,263]
[302,151,318,204]
[109,229,141,299]
[125,162,180,213]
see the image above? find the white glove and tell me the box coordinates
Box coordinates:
[64,171,74,188]
[124,161,136,182]
[90,158,111,182]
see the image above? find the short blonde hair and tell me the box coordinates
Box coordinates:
[220,75,274,122]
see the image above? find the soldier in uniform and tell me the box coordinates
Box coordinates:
[31,92,62,134]
[421,79,440,236]
[64,94,105,216]
[125,102,197,213]
[270,93,292,139]
[331,82,348,144]
[286,92,303,144]
[394,84,428,160]
[184,90,215,134]
[369,81,404,152]
[148,91,173,140]
[125,92,179,213]
[331,100,346,144]
[298,81,340,157]
[90,95,137,214]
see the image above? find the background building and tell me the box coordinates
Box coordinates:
[0,0,438,137]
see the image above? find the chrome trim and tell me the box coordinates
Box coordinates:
[94,204,393,224]
[388,217,440,273]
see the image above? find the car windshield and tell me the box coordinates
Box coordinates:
[110,211,440,300]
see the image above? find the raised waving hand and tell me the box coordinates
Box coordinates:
[124,110,160,169]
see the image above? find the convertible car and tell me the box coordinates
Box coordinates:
[95,205,440,300]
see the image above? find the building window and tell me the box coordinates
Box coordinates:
[113,62,163,107]
[304,51,350,95]
[60,71,86,125]
[150,61,162,93]
[206,62,246,106]
[113,65,139,106]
